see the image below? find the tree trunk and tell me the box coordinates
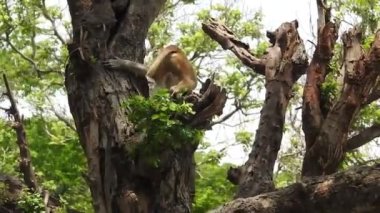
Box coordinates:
[301,8,340,176]
[212,163,380,213]
[64,0,199,212]
[65,1,227,212]
[203,19,309,197]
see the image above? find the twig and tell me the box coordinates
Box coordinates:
[41,0,66,44]
[210,106,240,126]
[46,97,76,131]
[2,34,61,78]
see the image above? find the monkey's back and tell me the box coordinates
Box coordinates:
[147,45,197,89]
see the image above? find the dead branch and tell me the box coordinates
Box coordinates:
[202,18,265,75]
[181,79,227,129]
[2,74,38,191]
[1,75,63,212]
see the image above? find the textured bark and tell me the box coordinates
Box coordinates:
[66,0,166,212]
[301,20,339,148]
[203,19,308,197]
[302,28,380,177]
[211,163,380,213]
[65,1,226,212]
[300,1,340,176]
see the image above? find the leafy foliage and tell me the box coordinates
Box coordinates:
[17,190,44,212]
[0,182,15,205]
[0,117,92,212]
[124,89,204,165]
[334,0,380,34]
[193,151,236,213]
[0,120,19,176]
[234,130,253,152]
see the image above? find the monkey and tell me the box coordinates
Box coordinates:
[104,45,197,96]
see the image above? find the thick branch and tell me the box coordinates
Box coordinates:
[46,97,76,131]
[108,0,167,57]
[316,0,331,27]
[210,20,308,198]
[346,123,380,151]
[185,79,227,129]
[2,74,38,191]
[213,163,380,213]
[302,19,339,148]
[202,18,265,75]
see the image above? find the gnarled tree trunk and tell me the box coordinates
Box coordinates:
[65,1,227,212]
[203,18,309,198]
[65,0,187,212]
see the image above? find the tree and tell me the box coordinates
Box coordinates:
[201,0,380,212]
[1,0,380,212]
[65,0,227,212]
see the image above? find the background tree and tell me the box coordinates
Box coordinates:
[202,0,380,211]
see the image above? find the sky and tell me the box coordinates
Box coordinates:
[250,0,316,32]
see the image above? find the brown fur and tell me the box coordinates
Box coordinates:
[147,45,197,94]
[105,45,197,96]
